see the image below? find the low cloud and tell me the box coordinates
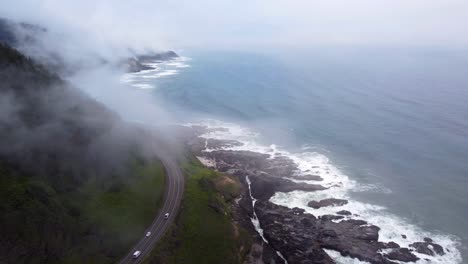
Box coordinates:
[2,0,468,52]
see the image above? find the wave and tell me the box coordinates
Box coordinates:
[187,119,463,264]
[120,56,191,89]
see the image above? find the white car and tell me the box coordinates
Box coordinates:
[133,251,141,259]
[146,232,151,237]
[164,213,170,219]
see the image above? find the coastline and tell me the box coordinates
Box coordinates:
[119,52,463,263]
[182,120,462,264]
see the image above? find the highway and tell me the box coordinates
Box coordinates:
[119,157,185,264]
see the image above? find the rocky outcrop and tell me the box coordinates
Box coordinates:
[336,210,352,216]
[384,248,419,262]
[184,127,447,264]
[308,198,348,209]
[123,51,179,73]
[409,237,445,256]
[291,174,324,181]
[125,58,152,73]
[137,51,178,63]
[254,201,414,264]
[249,174,326,200]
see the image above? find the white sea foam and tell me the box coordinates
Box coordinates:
[120,56,190,89]
[156,69,178,76]
[323,249,371,264]
[165,61,191,68]
[187,119,463,264]
[130,83,154,89]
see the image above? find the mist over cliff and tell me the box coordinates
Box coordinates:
[0,20,174,262]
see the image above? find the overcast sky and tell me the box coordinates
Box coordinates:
[2,0,468,51]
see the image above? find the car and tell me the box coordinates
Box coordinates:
[164,213,170,219]
[132,251,141,259]
[146,231,151,237]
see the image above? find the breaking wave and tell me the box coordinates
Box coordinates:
[186,119,462,264]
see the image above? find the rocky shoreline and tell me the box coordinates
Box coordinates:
[123,51,179,73]
[181,125,448,264]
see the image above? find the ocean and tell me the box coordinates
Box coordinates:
[123,48,468,263]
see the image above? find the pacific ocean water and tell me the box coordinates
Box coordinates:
[133,48,468,262]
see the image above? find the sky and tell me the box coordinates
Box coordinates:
[2,0,468,52]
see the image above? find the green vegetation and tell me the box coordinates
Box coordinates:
[66,160,165,263]
[83,161,165,238]
[146,156,251,264]
[0,159,165,264]
[0,43,167,263]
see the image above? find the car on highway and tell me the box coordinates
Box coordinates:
[146,231,151,237]
[164,213,170,219]
[133,251,141,259]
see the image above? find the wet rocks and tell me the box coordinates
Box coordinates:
[308,198,348,209]
[355,225,380,241]
[291,174,324,181]
[319,215,344,221]
[409,240,445,256]
[383,241,400,248]
[249,174,326,200]
[197,149,327,200]
[254,201,418,264]
[336,210,352,216]
[255,201,334,264]
[384,248,419,262]
[183,128,443,264]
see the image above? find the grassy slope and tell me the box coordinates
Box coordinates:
[0,159,165,264]
[145,156,252,264]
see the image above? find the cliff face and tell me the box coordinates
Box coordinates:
[0,43,164,263]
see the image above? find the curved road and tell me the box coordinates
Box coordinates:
[119,157,185,264]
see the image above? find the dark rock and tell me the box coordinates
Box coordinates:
[137,50,178,63]
[292,207,305,215]
[336,210,352,216]
[123,51,179,73]
[432,243,445,255]
[249,175,326,201]
[308,198,348,209]
[410,242,434,256]
[380,241,400,249]
[254,201,405,264]
[206,138,243,150]
[401,234,407,239]
[355,225,380,241]
[424,237,433,243]
[319,215,344,221]
[343,219,367,226]
[300,217,315,227]
[185,135,431,264]
[385,248,419,262]
[322,229,338,238]
[291,174,324,181]
[410,240,445,256]
[125,58,152,72]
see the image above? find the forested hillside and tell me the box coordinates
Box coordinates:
[0,43,165,263]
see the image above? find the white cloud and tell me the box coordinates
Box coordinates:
[2,0,468,50]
